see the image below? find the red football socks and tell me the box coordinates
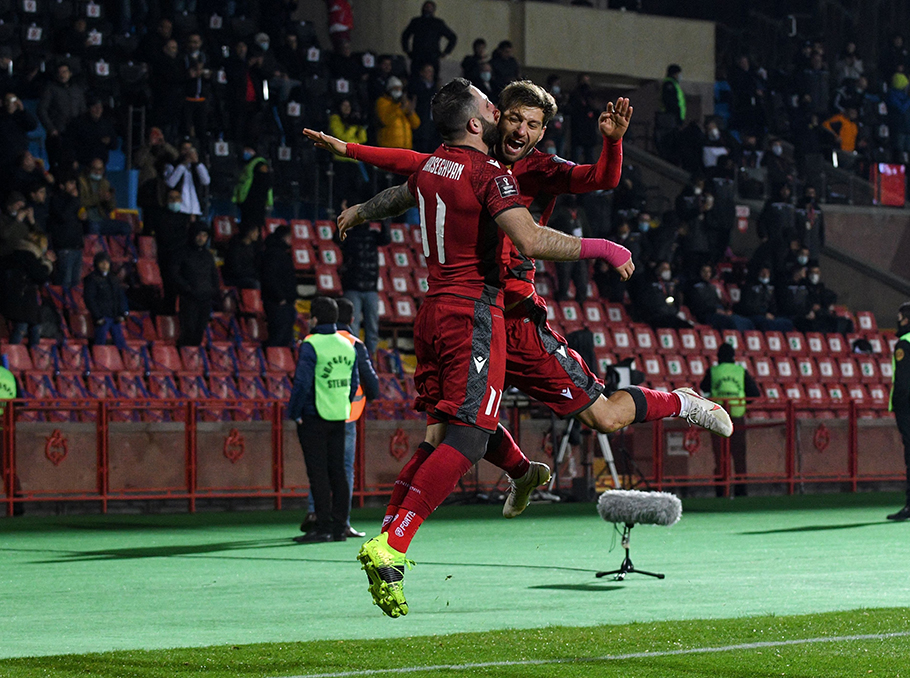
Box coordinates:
[639,387,682,421]
[381,441,434,532]
[385,442,474,553]
[484,426,530,479]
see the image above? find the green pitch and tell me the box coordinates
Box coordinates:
[1,492,909,677]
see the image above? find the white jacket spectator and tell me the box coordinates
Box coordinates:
[164,141,211,216]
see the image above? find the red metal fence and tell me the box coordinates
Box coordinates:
[1,398,905,517]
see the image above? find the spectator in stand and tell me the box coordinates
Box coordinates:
[150,39,186,143]
[594,218,645,302]
[327,99,367,214]
[0,192,35,258]
[375,77,420,150]
[701,342,760,497]
[757,182,796,276]
[822,106,860,153]
[887,73,910,162]
[489,40,520,97]
[461,38,487,85]
[11,151,53,195]
[47,175,83,290]
[328,40,363,85]
[612,166,647,219]
[37,62,86,172]
[26,183,48,235]
[154,188,191,315]
[225,41,262,144]
[686,264,753,332]
[164,141,211,217]
[326,0,354,53]
[474,62,496,101]
[367,56,395,108]
[261,225,297,347]
[409,63,440,153]
[79,158,131,236]
[777,264,813,330]
[734,265,794,332]
[0,93,37,175]
[67,96,117,167]
[174,222,219,347]
[798,51,830,119]
[701,118,736,171]
[1,231,54,345]
[223,224,262,290]
[805,262,852,335]
[569,73,600,164]
[542,74,568,156]
[549,194,590,304]
[277,32,306,82]
[400,1,457,79]
[728,55,765,138]
[300,296,379,540]
[139,18,174,64]
[632,260,691,329]
[795,186,825,261]
[881,33,909,84]
[660,64,685,127]
[340,219,390,358]
[833,42,863,86]
[678,187,720,278]
[135,127,179,220]
[84,252,128,349]
[183,33,213,144]
[232,143,273,231]
[761,138,796,190]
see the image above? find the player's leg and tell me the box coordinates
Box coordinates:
[381,417,447,532]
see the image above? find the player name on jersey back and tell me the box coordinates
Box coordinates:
[421,156,465,181]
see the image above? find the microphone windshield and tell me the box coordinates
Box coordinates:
[597,489,682,526]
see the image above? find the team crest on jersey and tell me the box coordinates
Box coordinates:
[495,175,519,198]
[487,159,501,168]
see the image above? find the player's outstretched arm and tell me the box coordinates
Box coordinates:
[337,183,416,241]
[302,129,348,156]
[599,97,633,141]
[347,144,429,175]
[495,208,634,280]
[568,97,632,193]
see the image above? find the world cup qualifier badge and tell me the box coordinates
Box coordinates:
[495,174,519,198]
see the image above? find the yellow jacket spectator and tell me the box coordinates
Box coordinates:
[374,77,420,149]
[328,100,368,163]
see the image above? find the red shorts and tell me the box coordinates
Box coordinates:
[413,295,507,432]
[504,295,604,417]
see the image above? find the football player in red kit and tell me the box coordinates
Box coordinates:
[341,78,643,618]
[308,82,732,532]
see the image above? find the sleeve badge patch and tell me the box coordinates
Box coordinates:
[897,348,905,361]
[495,174,519,198]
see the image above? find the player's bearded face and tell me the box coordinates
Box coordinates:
[479,115,501,149]
[497,106,546,164]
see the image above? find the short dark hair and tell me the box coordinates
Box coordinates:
[431,77,478,143]
[899,301,910,319]
[718,342,735,363]
[498,80,557,125]
[336,297,354,326]
[310,296,338,325]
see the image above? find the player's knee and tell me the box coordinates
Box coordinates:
[443,424,491,465]
[578,401,624,434]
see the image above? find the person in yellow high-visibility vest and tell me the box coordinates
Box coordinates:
[288,297,360,543]
[0,362,22,515]
[887,302,910,521]
[302,298,379,539]
[701,342,760,497]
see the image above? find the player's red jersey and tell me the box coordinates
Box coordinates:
[406,145,524,306]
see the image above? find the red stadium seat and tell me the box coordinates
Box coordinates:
[315,265,342,294]
[838,357,859,383]
[208,342,238,374]
[291,219,313,242]
[592,328,613,353]
[753,356,773,382]
[315,220,335,241]
[235,344,265,373]
[721,330,743,352]
[655,328,678,354]
[137,235,157,259]
[56,372,89,398]
[68,286,87,312]
[68,312,93,340]
[639,354,665,380]
[58,342,89,372]
[265,372,293,399]
[318,242,343,266]
[293,243,316,271]
[92,345,125,372]
[147,371,184,398]
[583,301,604,325]
[3,344,34,371]
[389,246,412,268]
[764,331,786,355]
[773,357,796,381]
[535,275,553,298]
[596,356,614,377]
[23,371,56,397]
[30,340,57,372]
[633,325,657,352]
[136,258,163,287]
[151,344,183,372]
[826,384,847,401]
[610,327,633,354]
[804,332,826,355]
[677,328,699,354]
[83,233,105,256]
[377,293,391,321]
[826,333,848,355]
[782,383,806,401]
[699,328,721,355]
[391,295,417,323]
[121,342,148,372]
[180,346,207,373]
[604,303,628,324]
[856,311,877,334]
[785,332,806,355]
[878,357,893,381]
[240,316,268,343]
[213,215,236,243]
[265,217,287,234]
[265,347,296,374]
[856,357,878,383]
[414,271,429,296]
[743,330,766,355]
[816,357,838,383]
[239,288,264,316]
[155,316,179,345]
[686,354,707,380]
[805,383,825,401]
[559,302,584,333]
[124,312,157,341]
[796,356,816,382]
[237,372,268,399]
[664,354,686,381]
[388,267,415,295]
[869,384,888,402]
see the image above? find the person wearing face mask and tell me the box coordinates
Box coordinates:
[233,143,273,231]
[400,1,458,80]
[633,260,691,329]
[794,186,825,261]
[153,188,191,314]
[760,138,795,189]
[182,33,213,144]
[595,219,646,302]
[410,63,442,153]
[803,262,852,334]
[475,62,495,99]
[83,252,128,349]
[164,141,211,217]
[327,99,368,214]
[374,76,420,150]
[461,37,487,85]
[887,302,910,521]
[701,119,734,170]
[733,265,794,331]
[78,158,132,236]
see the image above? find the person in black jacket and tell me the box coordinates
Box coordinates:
[223,224,262,289]
[67,97,118,167]
[1,232,54,345]
[734,265,795,332]
[0,93,38,180]
[261,225,297,347]
[154,188,191,314]
[83,252,128,349]
[339,218,390,357]
[549,194,590,303]
[47,176,84,290]
[174,222,219,347]
[400,1,457,79]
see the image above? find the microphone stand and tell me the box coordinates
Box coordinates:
[595,523,665,580]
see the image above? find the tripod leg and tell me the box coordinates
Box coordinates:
[596,433,621,489]
[549,419,575,491]
[626,568,665,579]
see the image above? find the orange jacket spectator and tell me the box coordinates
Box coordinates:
[374,77,421,149]
[822,109,859,152]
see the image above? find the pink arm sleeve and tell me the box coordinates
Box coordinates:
[568,137,622,192]
[346,144,429,176]
[579,238,631,267]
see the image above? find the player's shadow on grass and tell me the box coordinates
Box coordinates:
[29,538,310,562]
[528,583,624,592]
[740,521,883,535]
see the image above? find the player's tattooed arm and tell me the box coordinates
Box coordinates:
[496,207,581,262]
[338,183,417,240]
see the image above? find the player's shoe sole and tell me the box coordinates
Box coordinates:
[674,387,734,438]
[357,532,411,618]
[503,461,552,518]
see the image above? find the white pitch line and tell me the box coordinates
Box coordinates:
[273,631,910,678]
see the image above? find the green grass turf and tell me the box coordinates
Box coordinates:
[1,492,910,674]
